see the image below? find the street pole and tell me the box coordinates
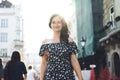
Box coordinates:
[80,37,86,70]
[82,46,86,70]
[82,47,85,69]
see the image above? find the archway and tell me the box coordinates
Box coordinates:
[113,52,120,77]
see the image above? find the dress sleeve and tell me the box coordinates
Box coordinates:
[68,42,80,55]
[39,44,48,56]
[21,62,27,74]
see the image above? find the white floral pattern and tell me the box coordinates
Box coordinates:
[39,42,79,80]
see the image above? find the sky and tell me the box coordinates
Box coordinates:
[1,0,75,54]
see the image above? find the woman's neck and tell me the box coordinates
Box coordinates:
[52,32,60,42]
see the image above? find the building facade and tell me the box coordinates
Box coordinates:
[75,0,94,58]
[0,0,24,65]
[92,0,105,50]
[99,0,120,78]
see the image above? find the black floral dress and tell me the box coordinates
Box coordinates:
[39,42,79,80]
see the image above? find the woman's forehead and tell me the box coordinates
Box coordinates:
[52,16,62,20]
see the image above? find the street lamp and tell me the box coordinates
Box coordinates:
[80,37,86,69]
[80,37,86,47]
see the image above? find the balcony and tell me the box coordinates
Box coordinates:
[99,27,120,46]
[14,39,24,47]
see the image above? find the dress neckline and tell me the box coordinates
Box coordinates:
[41,41,74,46]
[42,42,62,45]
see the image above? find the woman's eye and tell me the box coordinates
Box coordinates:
[52,21,61,24]
[52,21,55,24]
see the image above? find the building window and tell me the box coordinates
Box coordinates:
[16,18,20,28]
[15,32,23,41]
[0,19,8,28]
[16,32,20,40]
[0,33,8,42]
[109,7,115,29]
[0,48,7,57]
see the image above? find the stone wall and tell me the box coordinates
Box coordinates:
[103,0,114,25]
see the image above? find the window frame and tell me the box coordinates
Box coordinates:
[0,18,8,28]
[109,6,116,29]
[0,32,8,42]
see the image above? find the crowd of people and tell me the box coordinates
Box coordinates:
[0,51,39,80]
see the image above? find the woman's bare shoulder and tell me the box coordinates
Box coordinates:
[42,39,52,44]
[68,37,74,42]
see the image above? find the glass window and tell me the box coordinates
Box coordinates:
[16,32,23,41]
[16,18,20,28]
[0,33,8,42]
[16,32,20,40]
[1,19,8,28]
[109,7,115,29]
[0,48,7,57]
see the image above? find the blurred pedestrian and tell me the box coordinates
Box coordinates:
[0,58,4,80]
[4,51,27,80]
[27,65,37,80]
[39,14,83,80]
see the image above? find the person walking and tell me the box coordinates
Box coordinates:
[0,58,4,80]
[27,65,37,80]
[4,51,27,80]
[39,14,83,80]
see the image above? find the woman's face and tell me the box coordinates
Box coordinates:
[50,16,63,32]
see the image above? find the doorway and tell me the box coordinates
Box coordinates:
[113,52,120,77]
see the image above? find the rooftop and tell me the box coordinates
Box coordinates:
[0,0,12,8]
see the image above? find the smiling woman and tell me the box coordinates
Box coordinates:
[12,0,75,54]
[39,14,83,80]
[7,0,77,74]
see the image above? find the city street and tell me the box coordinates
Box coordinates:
[0,0,120,80]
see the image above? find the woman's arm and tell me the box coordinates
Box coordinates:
[33,73,36,80]
[24,74,27,80]
[40,52,48,80]
[71,54,83,80]
[0,78,4,80]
